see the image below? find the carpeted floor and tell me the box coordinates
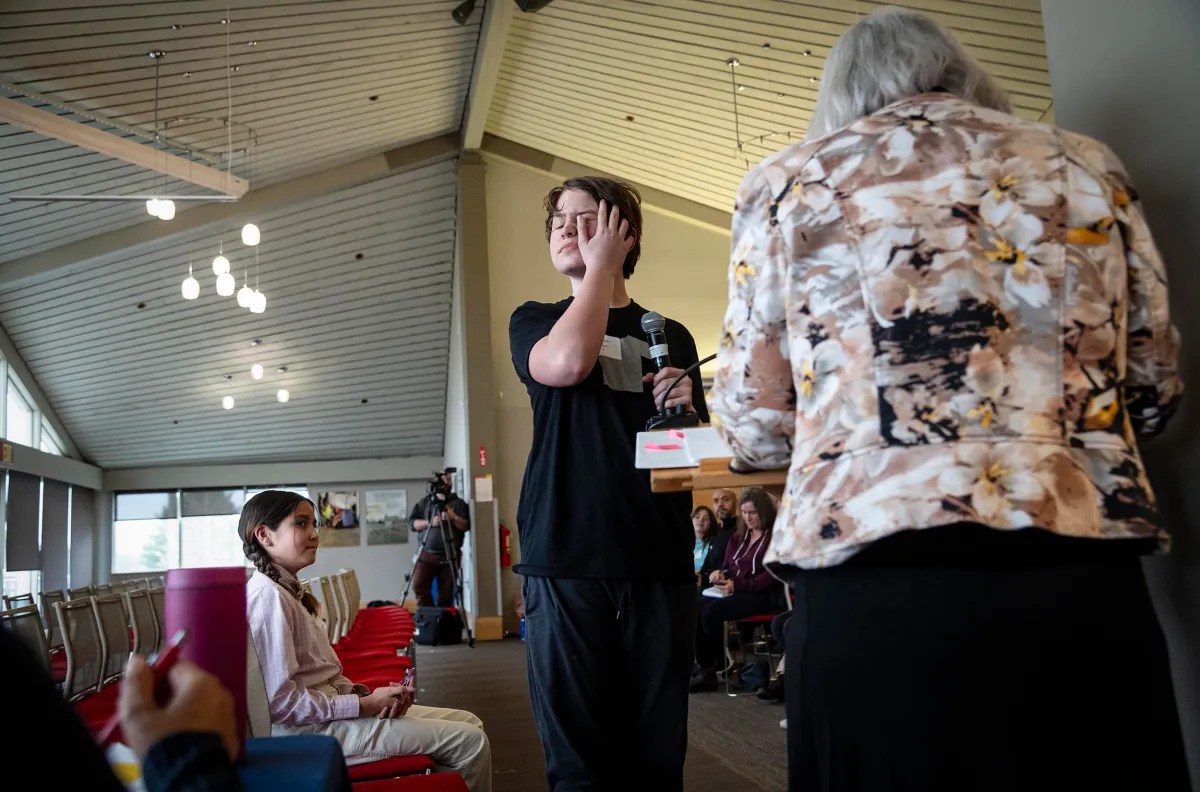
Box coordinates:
[413,638,787,791]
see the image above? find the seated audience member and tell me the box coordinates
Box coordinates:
[691,506,719,585]
[710,7,1187,789]
[3,625,258,791]
[691,488,783,692]
[241,490,492,792]
[711,488,738,533]
[697,503,735,588]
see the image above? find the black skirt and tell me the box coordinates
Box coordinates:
[783,524,1189,792]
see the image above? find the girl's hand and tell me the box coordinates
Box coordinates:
[359,686,406,717]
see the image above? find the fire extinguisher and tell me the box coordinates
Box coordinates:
[500,522,512,568]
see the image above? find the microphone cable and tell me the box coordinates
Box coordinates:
[656,353,718,414]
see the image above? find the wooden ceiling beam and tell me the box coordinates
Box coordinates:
[0,96,248,197]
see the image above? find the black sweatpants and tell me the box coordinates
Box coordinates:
[785,524,1189,792]
[694,592,777,670]
[522,576,696,792]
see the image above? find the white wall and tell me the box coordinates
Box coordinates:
[442,226,475,623]
[1042,1,1200,784]
[304,479,430,604]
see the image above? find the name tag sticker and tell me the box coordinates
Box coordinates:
[599,335,622,360]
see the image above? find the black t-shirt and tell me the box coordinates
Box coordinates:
[509,298,709,581]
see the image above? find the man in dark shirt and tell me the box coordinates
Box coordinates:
[408,469,471,607]
[509,176,708,791]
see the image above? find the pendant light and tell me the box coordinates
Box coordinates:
[241,223,260,246]
[250,289,266,314]
[221,396,235,410]
[181,263,199,300]
[276,389,290,403]
[212,240,230,276]
[236,271,254,308]
[250,363,263,380]
[216,270,236,297]
[156,199,176,220]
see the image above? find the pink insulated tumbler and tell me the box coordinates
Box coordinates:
[164,566,248,759]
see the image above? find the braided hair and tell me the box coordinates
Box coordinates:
[239,490,320,616]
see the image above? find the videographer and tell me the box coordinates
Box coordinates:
[408,468,471,608]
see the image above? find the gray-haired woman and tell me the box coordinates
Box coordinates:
[710,8,1187,791]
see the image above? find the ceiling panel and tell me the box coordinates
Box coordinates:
[0,0,478,262]
[486,0,1051,212]
[0,158,459,467]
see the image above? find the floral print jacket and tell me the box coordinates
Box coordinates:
[711,93,1183,570]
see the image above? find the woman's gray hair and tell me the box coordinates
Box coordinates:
[806,7,1011,139]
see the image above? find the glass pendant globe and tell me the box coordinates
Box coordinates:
[146,198,162,217]
[250,290,266,314]
[250,363,264,380]
[212,255,230,276]
[221,396,235,410]
[216,272,236,297]
[241,223,261,246]
[181,275,200,300]
[276,389,290,403]
[156,199,176,220]
[236,283,254,308]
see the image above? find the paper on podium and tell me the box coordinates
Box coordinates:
[635,426,732,470]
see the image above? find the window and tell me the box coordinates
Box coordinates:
[2,569,40,599]
[181,489,246,569]
[39,419,63,455]
[6,378,33,447]
[112,487,309,574]
[112,492,180,573]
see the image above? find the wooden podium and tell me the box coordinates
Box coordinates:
[649,456,788,494]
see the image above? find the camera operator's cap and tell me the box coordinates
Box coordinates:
[442,467,457,475]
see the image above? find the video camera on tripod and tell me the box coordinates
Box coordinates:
[426,467,457,503]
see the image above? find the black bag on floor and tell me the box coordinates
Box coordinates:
[415,606,463,646]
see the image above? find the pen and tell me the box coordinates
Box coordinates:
[96,630,189,749]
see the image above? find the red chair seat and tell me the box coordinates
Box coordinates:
[353,772,468,791]
[346,754,436,781]
[737,614,777,624]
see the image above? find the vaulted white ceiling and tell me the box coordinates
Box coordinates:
[0,0,1051,469]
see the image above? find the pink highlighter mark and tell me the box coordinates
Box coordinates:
[644,443,683,451]
[669,430,686,439]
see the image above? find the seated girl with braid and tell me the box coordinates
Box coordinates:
[241,490,492,792]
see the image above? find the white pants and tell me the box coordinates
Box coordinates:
[274,705,491,792]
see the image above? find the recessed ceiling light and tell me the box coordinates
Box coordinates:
[355,253,364,260]
[182,72,192,78]
[361,398,369,404]
[250,339,261,347]
[368,95,379,102]
[172,24,183,30]
[277,365,288,374]
[247,40,258,46]
[220,18,229,24]
[223,374,233,382]
[136,302,146,310]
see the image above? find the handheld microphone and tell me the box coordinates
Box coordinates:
[641,311,701,432]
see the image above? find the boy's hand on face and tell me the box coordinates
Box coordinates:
[577,199,633,279]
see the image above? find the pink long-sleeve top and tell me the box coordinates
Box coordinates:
[246,569,363,726]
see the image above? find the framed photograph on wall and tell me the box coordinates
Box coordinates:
[316,490,361,548]
[365,489,409,546]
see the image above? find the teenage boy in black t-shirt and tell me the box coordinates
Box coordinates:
[509,177,708,791]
